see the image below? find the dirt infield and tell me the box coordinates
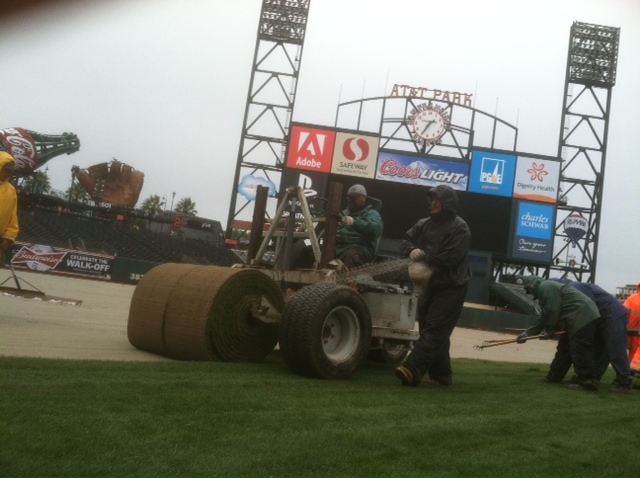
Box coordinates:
[0,269,558,364]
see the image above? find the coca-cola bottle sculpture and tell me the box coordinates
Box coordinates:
[0,127,80,175]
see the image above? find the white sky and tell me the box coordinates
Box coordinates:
[1,0,638,294]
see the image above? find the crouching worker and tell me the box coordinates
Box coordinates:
[517,275,603,392]
[567,281,633,393]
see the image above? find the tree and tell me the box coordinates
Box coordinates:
[66,181,91,204]
[140,194,165,217]
[174,197,197,216]
[21,170,51,195]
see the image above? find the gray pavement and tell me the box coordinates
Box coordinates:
[0,268,558,364]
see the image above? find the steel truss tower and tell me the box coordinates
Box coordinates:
[226,0,311,237]
[551,21,620,282]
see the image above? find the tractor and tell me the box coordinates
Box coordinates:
[127,182,419,378]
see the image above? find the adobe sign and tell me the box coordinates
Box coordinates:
[286,126,335,173]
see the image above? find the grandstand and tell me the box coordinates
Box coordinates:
[15,193,242,271]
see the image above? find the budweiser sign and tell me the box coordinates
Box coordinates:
[11,245,67,272]
[9,242,115,280]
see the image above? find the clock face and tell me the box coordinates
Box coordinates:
[412,108,447,142]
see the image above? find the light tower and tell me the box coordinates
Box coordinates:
[225,0,312,237]
[551,22,620,282]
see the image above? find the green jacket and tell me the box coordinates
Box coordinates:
[336,196,383,261]
[524,275,600,338]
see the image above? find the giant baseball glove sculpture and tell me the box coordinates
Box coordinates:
[75,159,144,208]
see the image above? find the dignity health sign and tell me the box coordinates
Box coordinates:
[513,156,560,204]
[511,201,555,263]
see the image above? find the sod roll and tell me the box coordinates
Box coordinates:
[127,263,199,356]
[163,265,239,360]
[129,264,283,362]
[205,267,283,362]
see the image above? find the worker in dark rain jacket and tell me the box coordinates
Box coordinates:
[517,276,603,391]
[394,185,471,387]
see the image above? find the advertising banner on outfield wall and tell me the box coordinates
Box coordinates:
[8,242,114,280]
[330,132,379,179]
[513,156,561,204]
[510,201,555,263]
[280,168,329,217]
[286,125,336,173]
[237,174,277,201]
[468,150,517,197]
[375,151,469,190]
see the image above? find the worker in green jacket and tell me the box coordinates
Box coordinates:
[292,184,383,270]
[335,184,383,268]
[517,275,603,391]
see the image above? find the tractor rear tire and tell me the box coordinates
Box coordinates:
[279,283,372,379]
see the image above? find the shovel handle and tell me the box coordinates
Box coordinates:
[477,332,565,349]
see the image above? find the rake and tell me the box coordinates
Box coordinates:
[1,254,83,305]
[474,332,565,350]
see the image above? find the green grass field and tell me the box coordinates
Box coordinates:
[1,353,636,477]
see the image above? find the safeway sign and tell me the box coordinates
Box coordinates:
[330,132,379,179]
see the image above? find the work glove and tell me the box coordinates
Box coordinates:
[516,332,528,344]
[539,332,552,340]
[409,248,425,261]
[341,215,355,226]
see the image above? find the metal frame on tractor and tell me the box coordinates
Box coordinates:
[236,181,419,378]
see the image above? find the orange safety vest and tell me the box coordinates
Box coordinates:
[631,346,640,373]
[625,292,640,360]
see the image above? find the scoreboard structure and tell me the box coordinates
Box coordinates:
[228,4,619,285]
[278,90,562,275]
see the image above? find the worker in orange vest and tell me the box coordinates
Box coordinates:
[631,350,640,374]
[625,282,640,372]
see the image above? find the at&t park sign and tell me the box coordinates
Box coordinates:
[390,83,473,107]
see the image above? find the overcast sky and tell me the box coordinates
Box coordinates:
[1,0,638,294]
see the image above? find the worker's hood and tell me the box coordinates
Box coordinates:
[524,275,544,297]
[427,184,458,221]
[0,151,16,170]
[0,151,16,184]
[427,184,459,215]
